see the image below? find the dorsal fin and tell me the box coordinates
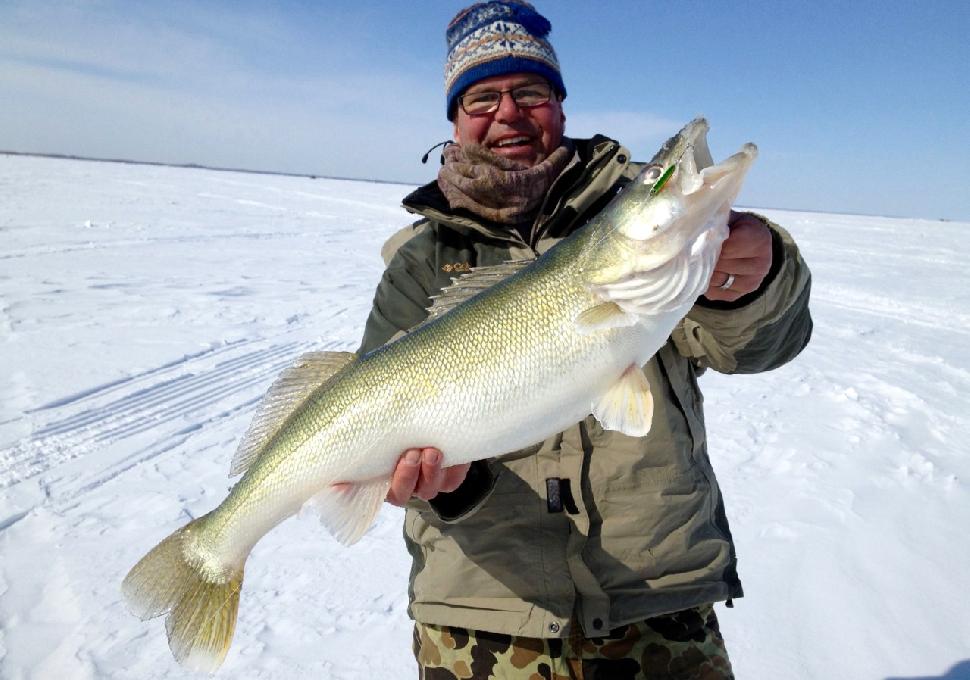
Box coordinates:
[425,260,533,322]
[229,351,356,477]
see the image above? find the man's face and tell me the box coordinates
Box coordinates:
[452,73,566,167]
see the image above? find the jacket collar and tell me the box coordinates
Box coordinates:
[402,135,630,247]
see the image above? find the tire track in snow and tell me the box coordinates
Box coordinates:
[32,341,298,439]
[0,337,347,489]
[26,338,253,413]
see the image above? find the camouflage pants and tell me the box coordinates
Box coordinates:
[413,605,734,680]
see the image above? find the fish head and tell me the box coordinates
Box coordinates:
[580,118,758,313]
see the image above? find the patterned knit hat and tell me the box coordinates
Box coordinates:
[444,1,566,120]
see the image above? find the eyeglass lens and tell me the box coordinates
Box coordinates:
[461,83,552,115]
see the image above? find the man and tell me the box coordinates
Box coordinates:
[358,2,812,678]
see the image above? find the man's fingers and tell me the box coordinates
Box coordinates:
[415,448,445,500]
[706,211,773,303]
[708,268,767,291]
[711,269,762,289]
[713,256,772,277]
[386,448,469,505]
[387,448,422,506]
[720,219,772,260]
[719,238,773,262]
[705,272,761,299]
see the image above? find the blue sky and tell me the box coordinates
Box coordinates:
[1,1,968,220]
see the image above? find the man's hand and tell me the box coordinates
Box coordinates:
[703,211,773,302]
[386,447,471,506]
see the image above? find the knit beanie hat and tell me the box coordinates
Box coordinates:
[444,1,566,120]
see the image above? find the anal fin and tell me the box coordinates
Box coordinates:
[591,364,654,436]
[301,477,392,546]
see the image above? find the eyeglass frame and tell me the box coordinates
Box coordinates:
[457,80,557,116]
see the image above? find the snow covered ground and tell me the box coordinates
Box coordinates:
[1,154,967,680]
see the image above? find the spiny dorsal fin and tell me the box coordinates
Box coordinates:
[229,351,356,477]
[424,260,533,322]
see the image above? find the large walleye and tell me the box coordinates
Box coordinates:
[123,118,757,671]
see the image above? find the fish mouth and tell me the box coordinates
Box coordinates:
[653,117,757,200]
[641,118,712,181]
[582,119,758,300]
[678,126,758,252]
[620,119,758,245]
[667,125,758,277]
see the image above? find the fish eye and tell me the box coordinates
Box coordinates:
[642,165,664,184]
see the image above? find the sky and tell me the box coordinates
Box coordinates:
[1,0,968,221]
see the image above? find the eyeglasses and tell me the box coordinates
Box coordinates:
[458,82,554,116]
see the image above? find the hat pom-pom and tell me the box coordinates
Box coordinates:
[510,3,552,37]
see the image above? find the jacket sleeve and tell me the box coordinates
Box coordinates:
[671,215,813,374]
[357,223,498,521]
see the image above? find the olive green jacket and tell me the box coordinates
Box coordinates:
[358,136,812,639]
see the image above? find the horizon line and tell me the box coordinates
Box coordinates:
[1,149,957,224]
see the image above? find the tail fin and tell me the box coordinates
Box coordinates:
[122,518,243,673]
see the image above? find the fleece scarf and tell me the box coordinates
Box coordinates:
[437,140,574,226]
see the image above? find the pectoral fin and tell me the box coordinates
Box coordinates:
[575,301,638,334]
[591,364,654,436]
[301,477,392,546]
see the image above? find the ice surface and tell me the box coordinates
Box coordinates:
[1,154,968,679]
